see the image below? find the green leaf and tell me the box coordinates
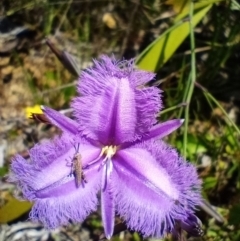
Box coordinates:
[0,194,32,223]
[203,176,218,190]
[136,2,214,72]
[175,0,223,21]
[166,0,190,13]
[230,0,240,11]
[187,141,207,155]
[176,134,207,156]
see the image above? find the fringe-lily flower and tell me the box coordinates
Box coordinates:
[9,56,202,239]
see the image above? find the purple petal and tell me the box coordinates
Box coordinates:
[112,149,178,237]
[111,140,201,237]
[72,79,137,144]
[71,56,162,144]
[42,106,78,134]
[145,119,184,140]
[29,164,101,228]
[9,134,102,228]
[14,135,101,191]
[172,213,203,239]
[180,213,203,237]
[9,133,74,192]
[112,165,175,237]
[117,147,179,199]
[139,139,202,210]
[101,160,115,239]
[78,56,156,96]
[121,119,184,149]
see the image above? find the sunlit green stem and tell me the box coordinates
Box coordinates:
[178,72,191,118]
[183,1,196,158]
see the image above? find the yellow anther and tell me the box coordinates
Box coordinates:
[86,145,118,169]
[100,145,117,158]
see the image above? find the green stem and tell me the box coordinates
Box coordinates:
[183,1,196,158]
[160,102,188,116]
[178,72,191,118]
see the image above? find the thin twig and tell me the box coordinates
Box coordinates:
[195,81,240,138]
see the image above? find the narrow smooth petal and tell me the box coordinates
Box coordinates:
[200,199,224,223]
[101,160,115,239]
[145,119,184,140]
[42,106,78,134]
[121,119,184,149]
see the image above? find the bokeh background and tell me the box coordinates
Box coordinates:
[1,0,240,240]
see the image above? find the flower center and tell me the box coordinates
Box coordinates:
[101,145,117,158]
[99,145,117,169]
[86,145,117,169]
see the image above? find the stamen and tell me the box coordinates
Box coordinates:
[102,156,114,191]
[102,159,108,191]
[86,145,117,169]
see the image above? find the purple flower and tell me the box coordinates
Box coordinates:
[9,56,202,239]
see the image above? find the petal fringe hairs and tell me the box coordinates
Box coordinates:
[9,56,203,239]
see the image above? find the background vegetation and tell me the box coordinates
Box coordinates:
[1,0,240,240]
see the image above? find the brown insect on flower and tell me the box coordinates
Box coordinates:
[71,147,87,188]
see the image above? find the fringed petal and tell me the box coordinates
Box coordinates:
[142,140,202,210]
[9,135,102,229]
[117,147,179,199]
[29,163,101,229]
[71,56,162,144]
[112,149,178,237]
[42,106,78,134]
[77,55,156,96]
[10,118,103,230]
[111,140,201,237]
[112,164,175,237]
[10,134,100,192]
[72,78,137,144]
